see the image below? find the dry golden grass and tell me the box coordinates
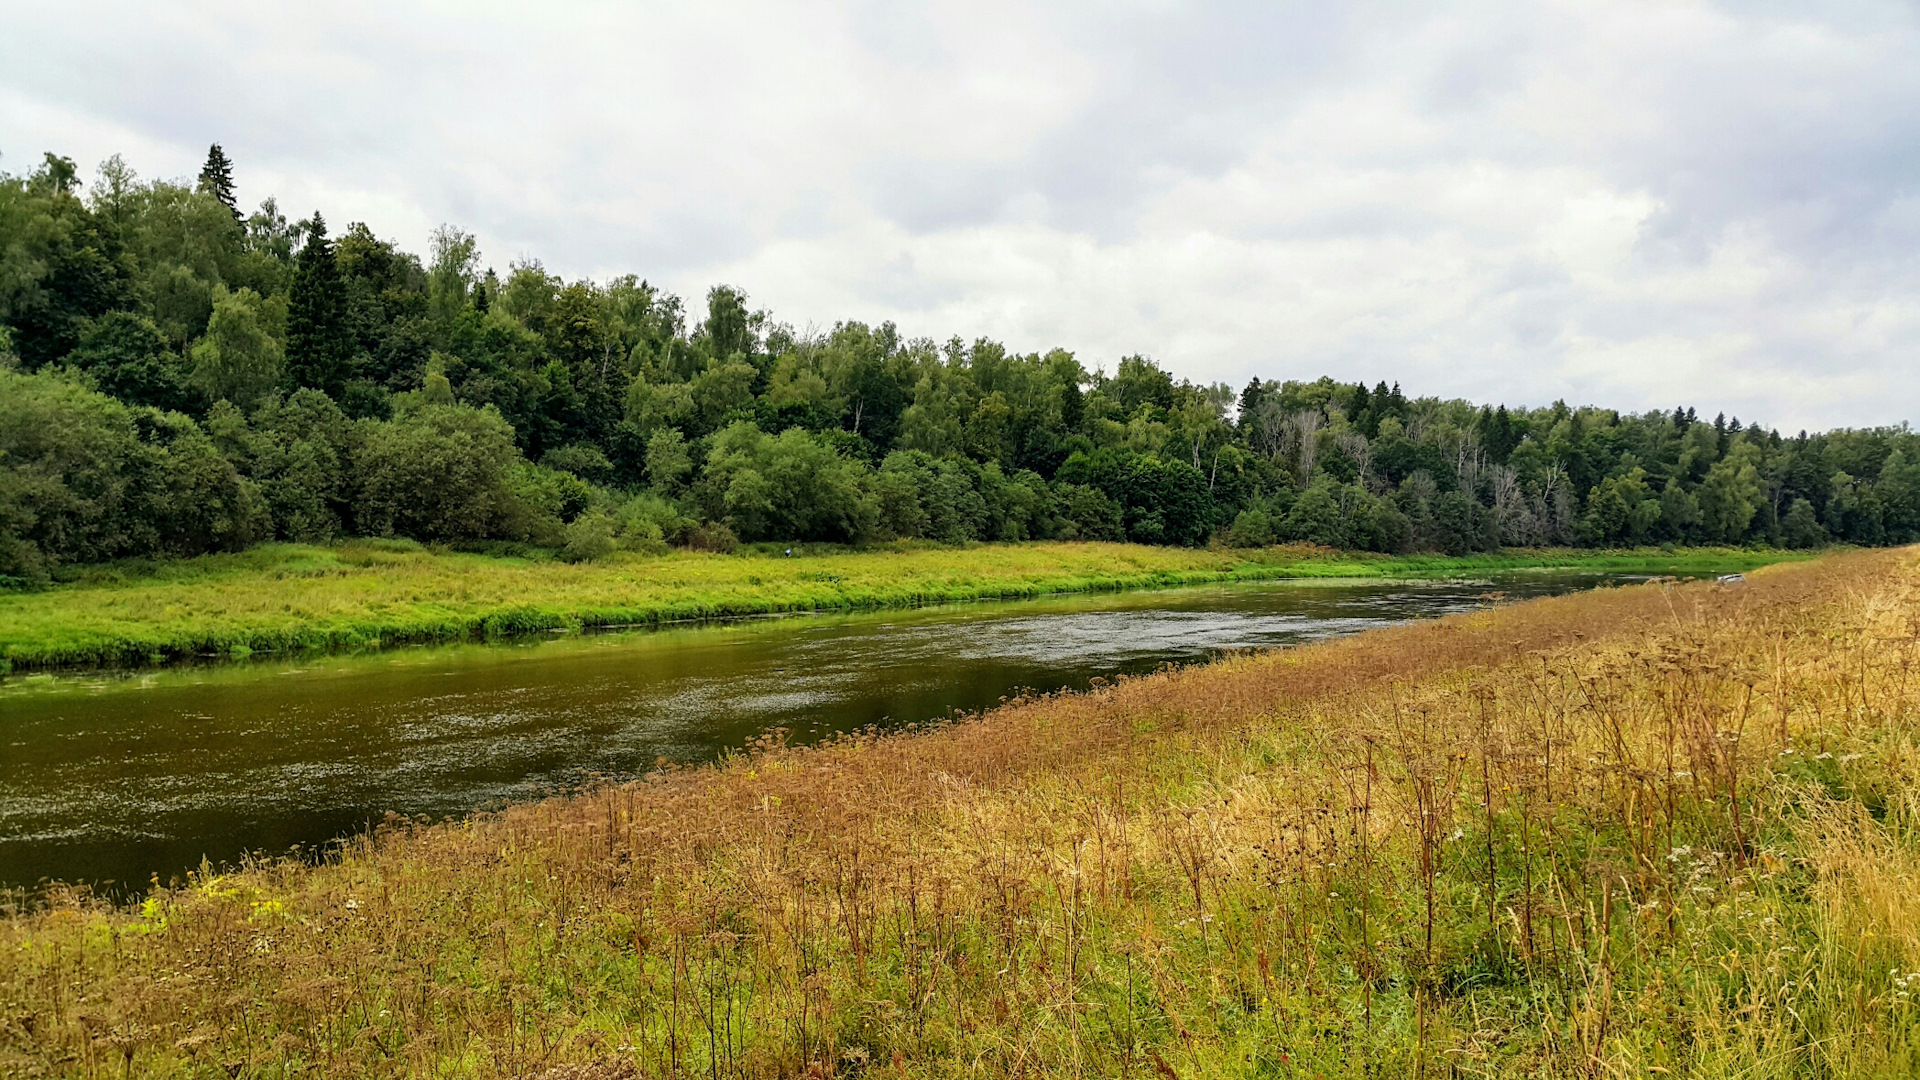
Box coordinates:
[3,548,1918,1078]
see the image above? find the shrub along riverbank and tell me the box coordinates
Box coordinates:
[0,541,1798,671]
[1,548,1911,1076]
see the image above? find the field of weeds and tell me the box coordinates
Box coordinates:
[0,540,1786,671]
[2,547,1909,1078]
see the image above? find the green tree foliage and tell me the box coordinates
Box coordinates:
[334,221,431,408]
[133,408,270,556]
[1698,441,1764,542]
[540,443,613,484]
[689,359,757,435]
[285,214,351,399]
[701,285,753,365]
[427,226,479,324]
[644,428,692,490]
[189,285,282,409]
[196,144,239,221]
[68,311,200,413]
[1780,497,1826,549]
[0,368,264,582]
[1057,447,1213,546]
[209,390,355,541]
[877,451,989,542]
[0,368,142,579]
[1583,467,1661,545]
[561,508,617,562]
[699,423,876,542]
[0,154,129,368]
[353,403,526,541]
[2,146,1908,574]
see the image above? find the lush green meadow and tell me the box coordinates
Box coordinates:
[0,541,1799,670]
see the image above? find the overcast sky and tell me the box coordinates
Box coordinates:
[4,1,1917,431]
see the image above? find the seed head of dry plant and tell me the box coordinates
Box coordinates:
[4,549,1917,1078]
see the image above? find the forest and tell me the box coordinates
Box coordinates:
[2,146,1915,586]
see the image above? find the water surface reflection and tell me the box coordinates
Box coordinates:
[1,574,1642,892]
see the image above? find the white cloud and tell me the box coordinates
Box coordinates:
[3,0,1917,430]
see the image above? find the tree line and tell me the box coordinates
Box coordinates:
[1,147,1913,584]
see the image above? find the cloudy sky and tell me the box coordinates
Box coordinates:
[4,1,1917,430]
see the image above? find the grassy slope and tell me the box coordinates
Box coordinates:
[0,540,1796,669]
[5,549,1915,1078]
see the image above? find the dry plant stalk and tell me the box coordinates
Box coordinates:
[4,548,1919,1078]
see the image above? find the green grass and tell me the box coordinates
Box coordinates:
[1,550,1907,1078]
[0,540,1804,671]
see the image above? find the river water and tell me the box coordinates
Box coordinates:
[1,573,1652,894]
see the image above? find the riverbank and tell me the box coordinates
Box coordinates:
[4,548,1910,1077]
[0,540,1799,671]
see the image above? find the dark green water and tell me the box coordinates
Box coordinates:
[0,573,1652,894]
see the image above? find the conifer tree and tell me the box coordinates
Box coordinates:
[285,214,350,397]
[197,144,239,220]
[1236,378,1266,428]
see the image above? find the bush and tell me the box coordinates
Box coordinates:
[679,521,738,553]
[1345,491,1412,553]
[608,491,689,553]
[701,422,877,543]
[210,390,356,541]
[1780,496,1828,549]
[0,368,271,581]
[540,442,613,484]
[977,463,1054,541]
[1226,507,1276,547]
[68,311,201,414]
[353,403,526,542]
[1281,483,1345,547]
[560,510,617,562]
[0,368,141,579]
[644,428,693,490]
[877,451,986,542]
[507,462,593,525]
[1053,483,1125,542]
[1057,447,1213,546]
[1431,489,1498,554]
[131,409,269,556]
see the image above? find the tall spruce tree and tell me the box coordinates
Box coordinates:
[285,214,350,398]
[197,144,239,220]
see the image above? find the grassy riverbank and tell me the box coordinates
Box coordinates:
[4,548,1912,1077]
[0,540,1796,670]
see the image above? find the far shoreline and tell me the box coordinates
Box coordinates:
[0,540,1810,674]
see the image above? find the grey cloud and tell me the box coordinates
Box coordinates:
[2,0,1918,429]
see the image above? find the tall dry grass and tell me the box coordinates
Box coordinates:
[2,548,1915,1078]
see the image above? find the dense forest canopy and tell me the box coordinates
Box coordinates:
[1,147,1914,584]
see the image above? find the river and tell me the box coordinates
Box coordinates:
[1,572,1656,894]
